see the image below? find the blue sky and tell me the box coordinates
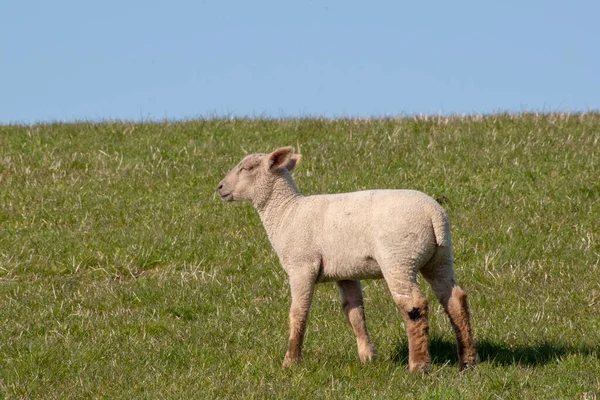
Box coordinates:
[2,0,599,123]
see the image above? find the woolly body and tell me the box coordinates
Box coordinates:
[261,189,450,284]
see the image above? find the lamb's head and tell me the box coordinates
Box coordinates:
[217,146,302,204]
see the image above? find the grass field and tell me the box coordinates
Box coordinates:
[0,113,599,399]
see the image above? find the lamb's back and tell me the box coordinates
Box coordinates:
[294,190,444,279]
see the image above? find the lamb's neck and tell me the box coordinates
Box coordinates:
[255,177,302,239]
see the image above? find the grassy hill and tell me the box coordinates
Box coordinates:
[1,114,598,398]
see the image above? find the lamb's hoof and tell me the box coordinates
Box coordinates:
[409,362,432,374]
[459,353,479,371]
[359,353,377,363]
[282,355,301,368]
[460,362,477,371]
[358,347,377,363]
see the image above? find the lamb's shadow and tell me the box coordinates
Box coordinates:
[392,337,598,367]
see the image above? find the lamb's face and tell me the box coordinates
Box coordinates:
[217,153,266,202]
[218,147,302,204]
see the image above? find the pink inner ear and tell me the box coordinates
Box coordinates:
[285,158,297,171]
[285,154,301,171]
[268,147,293,169]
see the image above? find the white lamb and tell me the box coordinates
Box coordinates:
[217,146,477,372]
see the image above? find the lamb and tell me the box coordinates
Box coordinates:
[217,146,478,372]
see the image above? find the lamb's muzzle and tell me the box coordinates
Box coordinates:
[218,146,478,372]
[217,180,233,201]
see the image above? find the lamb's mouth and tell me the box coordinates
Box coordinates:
[220,193,233,202]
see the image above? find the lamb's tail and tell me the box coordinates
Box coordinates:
[431,209,452,248]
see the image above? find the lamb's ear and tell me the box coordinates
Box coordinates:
[285,154,302,172]
[266,146,294,171]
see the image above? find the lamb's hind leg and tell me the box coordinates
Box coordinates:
[336,280,376,362]
[384,269,431,373]
[422,264,478,370]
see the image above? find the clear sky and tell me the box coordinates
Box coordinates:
[2,0,599,123]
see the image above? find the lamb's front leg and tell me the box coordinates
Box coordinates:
[282,274,315,368]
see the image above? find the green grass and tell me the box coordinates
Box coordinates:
[0,114,599,399]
